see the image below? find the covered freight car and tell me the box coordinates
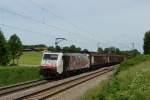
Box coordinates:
[88,52,124,67]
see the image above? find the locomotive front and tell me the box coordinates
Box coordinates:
[40,52,63,77]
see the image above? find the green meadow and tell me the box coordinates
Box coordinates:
[0,66,41,87]
[18,51,42,65]
[0,51,43,87]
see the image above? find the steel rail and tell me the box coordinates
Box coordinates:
[16,67,114,100]
[0,79,48,97]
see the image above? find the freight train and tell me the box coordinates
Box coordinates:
[40,52,124,77]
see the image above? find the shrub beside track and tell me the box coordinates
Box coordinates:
[80,55,150,100]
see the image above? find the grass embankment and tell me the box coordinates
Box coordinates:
[19,51,42,65]
[0,51,43,87]
[81,55,150,100]
[0,66,41,87]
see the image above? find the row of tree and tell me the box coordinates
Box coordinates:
[48,45,141,57]
[97,47,140,57]
[23,44,82,52]
[23,44,47,51]
[0,30,23,65]
[23,43,141,57]
[97,30,150,56]
[48,45,81,53]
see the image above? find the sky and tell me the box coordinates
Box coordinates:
[0,0,150,52]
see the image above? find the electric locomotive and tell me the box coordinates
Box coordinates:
[40,52,90,76]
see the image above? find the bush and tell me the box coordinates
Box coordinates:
[81,55,150,100]
[117,55,150,74]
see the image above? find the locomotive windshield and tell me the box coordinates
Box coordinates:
[43,54,58,60]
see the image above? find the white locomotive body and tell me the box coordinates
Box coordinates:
[40,52,90,76]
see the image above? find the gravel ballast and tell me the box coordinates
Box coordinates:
[47,70,114,100]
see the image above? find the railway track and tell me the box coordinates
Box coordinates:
[21,67,114,100]
[0,66,115,100]
[0,79,48,97]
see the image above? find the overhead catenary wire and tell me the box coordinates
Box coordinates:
[0,24,134,51]
[27,0,99,43]
[0,7,75,34]
[0,7,92,47]
[0,4,140,51]
[0,6,99,46]
[0,6,98,44]
[0,23,90,47]
[0,24,50,37]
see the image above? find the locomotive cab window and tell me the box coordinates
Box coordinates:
[43,54,58,60]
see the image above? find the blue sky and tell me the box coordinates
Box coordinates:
[0,0,150,52]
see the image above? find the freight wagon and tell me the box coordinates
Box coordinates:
[88,52,124,67]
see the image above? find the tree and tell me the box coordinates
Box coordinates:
[82,49,89,53]
[0,30,10,65]
[97,47,103,54]
[8,34,23,65]
[69,45,76,52]
[104,47,115,54]
[69,45,81,52]
[104,47,121,54]
[48,46,56,52]
[115,48,121,54]
[62,46,70,52]
[23,44,48,51]
[143,31,150,54]
[34,44,47,48]
[62,45,81,53]
[130,49,140,56]
[75,47,81,52]
[124,49,140,57]
[55,45,61,52]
